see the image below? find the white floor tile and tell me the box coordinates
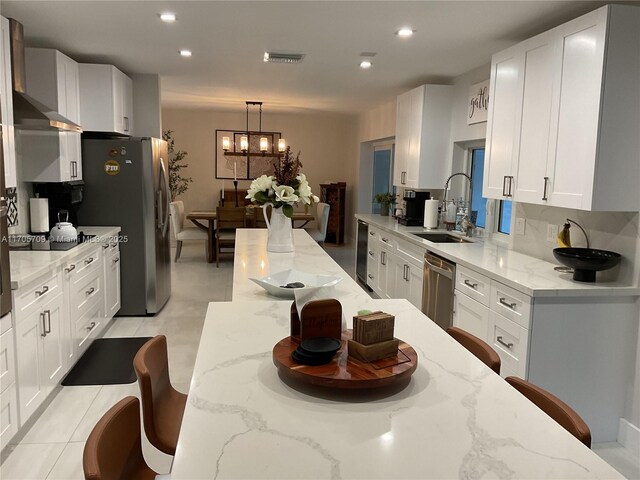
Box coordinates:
[593,441,640,479]
[102,317,145,338]
[46,442,85,480]
[0,443,66,480]
[20,387,101,444]
[70,384,139,442]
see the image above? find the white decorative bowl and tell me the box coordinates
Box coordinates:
[250,269,342,298]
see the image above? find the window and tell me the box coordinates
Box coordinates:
[469,147,512,235]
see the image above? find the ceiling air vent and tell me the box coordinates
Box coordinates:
[263,52,305,64]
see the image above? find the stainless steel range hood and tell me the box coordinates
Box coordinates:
[9,19,82,133]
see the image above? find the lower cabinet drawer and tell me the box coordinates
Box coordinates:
[488,310,530,379]
[453,290,490,341]
[490,281,532,329]
[75,300,103,357]
[70,268,103,321]
[0,328,16,393]
[0,383,19,450]
[456,266,491,307]
[366,255,377,288]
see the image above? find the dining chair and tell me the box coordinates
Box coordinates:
[446,326,501,374]
[252,205,271,228]
[170,200,208,262]
[215,206,246,267]
[83,396,165,480]
[133,335,187,456]
[304,202,330,245]
[505,376,592,447]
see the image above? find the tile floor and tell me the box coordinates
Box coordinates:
[1,241,638,479]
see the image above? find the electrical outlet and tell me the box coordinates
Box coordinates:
[547,223,559,242]
[515,218,526,235]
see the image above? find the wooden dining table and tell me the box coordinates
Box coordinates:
[186,209,315,263]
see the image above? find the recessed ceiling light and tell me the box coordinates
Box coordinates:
[360,60,372,69]
[396,27,415,37]
[159,12,176,22]
[180,50,192,57]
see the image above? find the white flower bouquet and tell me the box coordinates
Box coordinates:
[245,147,319,217]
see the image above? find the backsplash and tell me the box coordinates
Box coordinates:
[512,203,639,285]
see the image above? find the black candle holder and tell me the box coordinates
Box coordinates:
[233,180,239,207]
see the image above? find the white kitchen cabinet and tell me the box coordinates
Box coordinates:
[484,5,640,211]
[0,383,18,450]
[79,64,133,135]
[453,291,490,341]
[487,310,529,378]
[0,16,17,189]
[15,287,64,423]
[0,321,19,450]
[393,84,453,189]
[20,130,82,182]
[105,249,121,319]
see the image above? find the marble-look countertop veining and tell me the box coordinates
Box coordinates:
[232,229,371,303]
[171,299,621,479]
[9,226,121,289]
[356,214,640,298]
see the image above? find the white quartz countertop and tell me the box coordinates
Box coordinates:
[356,214,640,298]
[171,299,621,479]
[9,226,121,289]
[232,229,371,303]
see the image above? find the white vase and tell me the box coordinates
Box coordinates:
[263,205,294,253]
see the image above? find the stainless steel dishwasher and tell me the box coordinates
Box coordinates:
[422,251,456,330]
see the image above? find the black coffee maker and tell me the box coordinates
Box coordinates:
[33,181,84,229]
[398,191,431,226]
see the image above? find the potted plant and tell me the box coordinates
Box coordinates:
[162,130,192,201]
[374,192,397,217]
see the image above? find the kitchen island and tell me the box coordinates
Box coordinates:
[170,229,622,479]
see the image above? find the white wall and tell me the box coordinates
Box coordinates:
[162,108,358,240]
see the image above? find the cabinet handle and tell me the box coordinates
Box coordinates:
[401,171,407,185]
[542,176,549,201]
[368,274,374,280]
[463,279,478,289]
[369,231,375,236]
[85,257,94,265]
[86,287,96,296]
[109,243,117,248]
[381,251,386,266]
[86,321,96,332]
[496,336,514,350]
[502,176,509,196]
[35,285,49,297]
[64,264,76,273]
[102,244,110,250]
[113,257,120,264]
[403,264,409,281]
[507,176,515,197]
[368,250,374,256]
[124,116,129,132]
[44,310,52,335]
[452,293,457,315]
[381,237,389,244]
[40,312,47,337]
[499,298,517,310]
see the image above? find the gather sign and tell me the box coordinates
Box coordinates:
[468,80,489,125]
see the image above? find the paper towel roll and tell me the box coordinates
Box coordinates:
[30,198,49,233]
[423,199,439,229]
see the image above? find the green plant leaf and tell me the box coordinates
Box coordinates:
[282,204,294,218]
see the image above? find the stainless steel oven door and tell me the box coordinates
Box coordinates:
[1,125,12,317]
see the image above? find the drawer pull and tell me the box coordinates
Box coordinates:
[40,312,47,337]
[499,298,517,310]
[381,237,389,243]
[110,243,117,248]
[113,257,120,264]
[86,287,96,296]
[86,321,96,331]
[380,251,386,266]
[64,264,76,273]
[368,250,374,256]
[35,285,49,297]
[44,310,51,335]
[367,274,374,280]
[369,231,376,236]
[85,257,95,265]
[463,279,478,289]
[497,336,514,350]
[102,244,109,250]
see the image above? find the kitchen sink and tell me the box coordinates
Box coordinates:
[412,233,471,244]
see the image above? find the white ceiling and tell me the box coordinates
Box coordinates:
[0,0,614,114]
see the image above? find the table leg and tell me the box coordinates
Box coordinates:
[207,220,215,263]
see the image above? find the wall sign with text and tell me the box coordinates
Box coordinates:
[467,80,489,125]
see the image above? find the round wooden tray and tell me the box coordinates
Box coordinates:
[272,330,418,389]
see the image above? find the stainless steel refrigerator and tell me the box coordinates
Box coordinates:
[78,137,171,315]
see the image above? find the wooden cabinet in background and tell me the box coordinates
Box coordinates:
[320,182,346,245]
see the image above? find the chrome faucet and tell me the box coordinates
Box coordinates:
[442,172,473,233]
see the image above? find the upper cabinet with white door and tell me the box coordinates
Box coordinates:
[484,5,640,211]
[79,64,133,135]
[0,16,17,189]
[393,84,453,189]
[22,48,83,182]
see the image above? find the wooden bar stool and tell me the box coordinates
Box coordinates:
[83,396,158,480]
[215,206,246,267]
[134,335,187,456]
[506,376,592,447]
[446,326,501,374]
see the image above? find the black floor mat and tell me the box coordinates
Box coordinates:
[62,337,152,386]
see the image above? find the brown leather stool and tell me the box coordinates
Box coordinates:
[447,326,501,374]
[506,376,592,448]
[134,335,188,455]
[83,396,157,480]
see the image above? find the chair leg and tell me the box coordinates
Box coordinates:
[205,239,209,261]
[175,241,182,262]
[216,237,220,268]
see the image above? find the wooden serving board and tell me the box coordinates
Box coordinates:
[272,330,418,389]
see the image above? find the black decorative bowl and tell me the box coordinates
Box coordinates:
[553,248,621,283]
